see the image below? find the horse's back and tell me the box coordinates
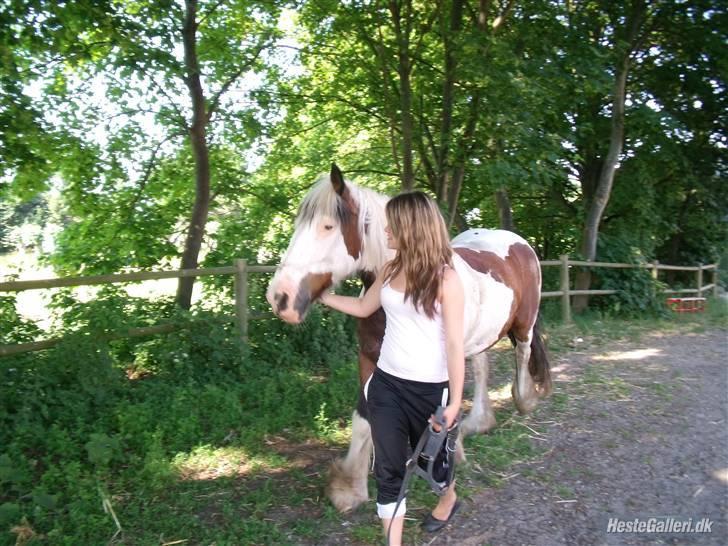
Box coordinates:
[451,228,529,257]
[451,229,541,354]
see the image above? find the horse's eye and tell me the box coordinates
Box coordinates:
[324,225,334,231]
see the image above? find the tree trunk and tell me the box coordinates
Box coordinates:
[436,0,464,202]
[573,1,647,313]
[495,187,515,231]
[176,0,211,310]
[441,0,512,228]
[572,54,629,312]
[390,0,415,190]
[446,89,480,229]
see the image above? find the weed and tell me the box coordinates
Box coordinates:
[350,521,382,544]
[555,485,575,499]
[550,392,569,411]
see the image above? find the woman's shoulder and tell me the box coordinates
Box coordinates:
[378,260,394,278]
[437,264,461,302]
[441,265,462,292]
[442,265,460,282]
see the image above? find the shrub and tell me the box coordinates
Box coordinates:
[0,288,359,544]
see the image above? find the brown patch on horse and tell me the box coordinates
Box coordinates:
[294,272,333,318]
[454,246,520,338]
[340,190,362,260]
[455,244,550,395]
[357,270,385,386]
[331,163,362,260]
[505,243,542,341]
[357,309,384,385]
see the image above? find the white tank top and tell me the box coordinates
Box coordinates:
[377,281,449,383]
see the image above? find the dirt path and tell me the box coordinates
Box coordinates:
[279,324,727,545]
[430,327,728,546]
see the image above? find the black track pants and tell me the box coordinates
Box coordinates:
[365,367,450,517]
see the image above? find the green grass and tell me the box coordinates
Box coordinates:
[2,292,726,545]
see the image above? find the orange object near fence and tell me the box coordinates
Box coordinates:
[666,297,706,313]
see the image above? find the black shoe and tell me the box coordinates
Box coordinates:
[421,500,461,533]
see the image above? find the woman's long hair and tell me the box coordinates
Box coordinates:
[383,191,453,318]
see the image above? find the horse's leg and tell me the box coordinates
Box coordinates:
[461,352,496,435]
[326,302,380,511]
[511,331,538,414]
[326,399,372,512]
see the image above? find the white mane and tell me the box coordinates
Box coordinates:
[296,174,391,274]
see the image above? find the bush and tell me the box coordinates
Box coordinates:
[0,289,359,544]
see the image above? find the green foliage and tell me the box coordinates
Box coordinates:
[0,286,358,543]
[0,295,43,345]
[2,1,726,542]
[587,235,670,317]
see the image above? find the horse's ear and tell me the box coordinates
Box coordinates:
[331,163,346,195]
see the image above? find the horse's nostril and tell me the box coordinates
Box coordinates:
[275,292,289,312]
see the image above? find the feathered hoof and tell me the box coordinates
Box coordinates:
[325,459,368,513]
[513,396,538,415]
[460,412,496,436]
[512,384,538,415]
[537,381,553,398]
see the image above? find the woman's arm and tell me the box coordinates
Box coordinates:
[441,267,465,429]
[319,267,386,318]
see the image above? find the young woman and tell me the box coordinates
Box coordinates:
[319,191,465,545]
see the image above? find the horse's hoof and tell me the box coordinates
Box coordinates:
[325,460,368,512]
[326,484,368,512]
[460,412,496,436]
[514,398,538,415]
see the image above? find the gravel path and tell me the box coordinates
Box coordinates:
[432,327,728,546]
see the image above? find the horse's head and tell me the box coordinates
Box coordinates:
[267,164,366,324]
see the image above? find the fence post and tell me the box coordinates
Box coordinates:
[651,260,659,299]
[696,263,703,297]
[234,259,248,342]
[560,254,571,323]
[713,265,719,298]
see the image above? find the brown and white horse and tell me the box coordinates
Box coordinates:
[266,165,551,512]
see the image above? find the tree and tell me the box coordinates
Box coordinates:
[569,0,653,310]
[1,0,282,308]
[291,0,522,227]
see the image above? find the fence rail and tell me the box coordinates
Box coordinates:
[0,258,719,357]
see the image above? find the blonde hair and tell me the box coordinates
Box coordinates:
[383,191,453,318]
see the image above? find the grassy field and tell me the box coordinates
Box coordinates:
[1,293,725,545]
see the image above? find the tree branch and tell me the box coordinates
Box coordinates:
[206,38,271,122]
[197,0,226,28]
[112,130,185,241]
[492,0,517,31]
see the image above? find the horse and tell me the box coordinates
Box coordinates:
[266,164,551,512]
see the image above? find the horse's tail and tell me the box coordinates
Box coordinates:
[507,316,552,397]
[528,317,552,397]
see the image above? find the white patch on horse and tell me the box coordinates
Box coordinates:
[284,176,391,280]
[451,228,527,260]
[453,253,514,356]
[277,216,356,286]
[352,186,392,273]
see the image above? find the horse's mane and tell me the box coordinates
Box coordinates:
[296,175,390,272]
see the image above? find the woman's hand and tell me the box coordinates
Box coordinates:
[318,290,333,306]
[431,402,461,431]
[315,266,387,318]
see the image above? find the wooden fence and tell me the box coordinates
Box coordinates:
[539,256,719,323]
[0,258,719,357]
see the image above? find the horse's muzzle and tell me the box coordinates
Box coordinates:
[267,271,332,324]
[268,289,301,323]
